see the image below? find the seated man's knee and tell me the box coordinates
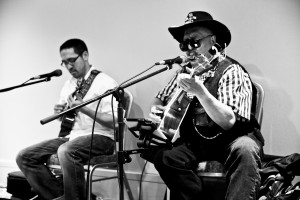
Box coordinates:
[16,147,33,167]
[57,142,81,163]
[16,148,26,166]
[153,150,168,170]
[153,149,181,171]
[57,143,70,160]
[231,136,261,164]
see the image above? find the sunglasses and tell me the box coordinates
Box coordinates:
[61,54,81,67]
[179,35,213,52]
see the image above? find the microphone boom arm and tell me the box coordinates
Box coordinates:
[40,64,174,125]
[0,77,51,93]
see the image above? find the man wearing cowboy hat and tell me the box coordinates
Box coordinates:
[146,11,264,199]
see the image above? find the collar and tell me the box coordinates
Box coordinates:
[83,65,94,80]
[76,65,94,83]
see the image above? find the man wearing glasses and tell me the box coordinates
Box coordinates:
[146,11,264,200]
[16,38,118,200]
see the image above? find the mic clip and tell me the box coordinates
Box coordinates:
[125,118,172,148]
[30,76,51,81]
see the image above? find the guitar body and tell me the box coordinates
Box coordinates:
[156,50,224,142]
[157,90,191,142]
[59,111,77,137]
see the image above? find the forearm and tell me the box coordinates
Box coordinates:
[195,86,236,130]
[79,106,117,128]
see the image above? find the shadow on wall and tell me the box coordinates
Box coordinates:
[124,101,148,172]
[245,64,300,156]
[263,84,299,155]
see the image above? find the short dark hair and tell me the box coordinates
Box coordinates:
[60,38,88,55]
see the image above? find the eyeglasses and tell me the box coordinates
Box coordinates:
[61,54,81,67]
[179,35,213,52]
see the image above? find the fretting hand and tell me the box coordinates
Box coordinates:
[149,105,165,124]
[67,94,83,110]
[54,103,67,115]
[176,71,203,95]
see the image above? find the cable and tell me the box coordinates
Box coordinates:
[138,160,148,200]
[85,98,102,198]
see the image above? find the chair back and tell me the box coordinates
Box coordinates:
[252,81,265,127]
[196,81,265,177]
[123,89,133,119]
[118,89,133,149]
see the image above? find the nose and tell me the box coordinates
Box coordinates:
[186,50,196,57]
[187,44,194,50]
[65,63,74,70]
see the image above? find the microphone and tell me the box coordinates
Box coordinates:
[30,69,62,80]
[155,56,188,65]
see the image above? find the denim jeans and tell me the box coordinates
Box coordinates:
[16,134,114,200]
[152,135,262,200]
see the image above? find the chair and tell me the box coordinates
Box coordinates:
[194,81,265,199]
[46,89,134,200]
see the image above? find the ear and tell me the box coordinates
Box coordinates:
[210,35,217,45]
[82,51,89,61]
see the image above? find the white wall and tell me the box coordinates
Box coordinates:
[0,0,299,186]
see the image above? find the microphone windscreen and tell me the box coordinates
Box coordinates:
[53,69,62,77]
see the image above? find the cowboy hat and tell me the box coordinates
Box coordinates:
[168,11,231,50]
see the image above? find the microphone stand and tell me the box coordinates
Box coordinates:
[0,77,51,93]
[40,64,175,200]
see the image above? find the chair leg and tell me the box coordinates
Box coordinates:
[87,166,97,200]
[164,187,170,200]
[123,172,134,200]
[87,164,134,200]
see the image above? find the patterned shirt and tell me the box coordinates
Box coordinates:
[156,64,252,121]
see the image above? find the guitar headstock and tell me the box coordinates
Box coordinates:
[187,54,213,76]
[187,45,226,76]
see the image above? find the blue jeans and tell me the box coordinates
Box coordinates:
[152,135,262,200]
[16,135,114,200]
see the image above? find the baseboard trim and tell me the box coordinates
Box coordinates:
[91,168,164,184]
[0,160,18,169]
